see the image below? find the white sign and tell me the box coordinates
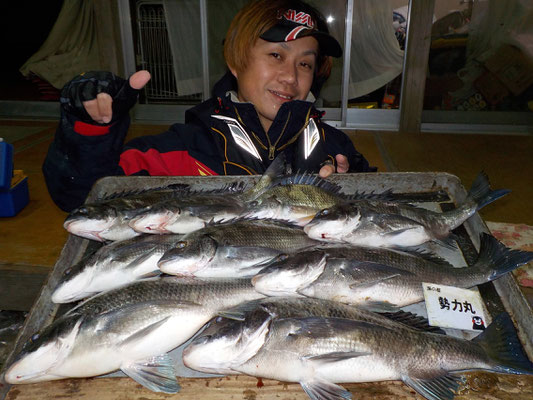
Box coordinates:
[422,282,488,332]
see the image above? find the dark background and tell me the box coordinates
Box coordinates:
[0,1,63,100]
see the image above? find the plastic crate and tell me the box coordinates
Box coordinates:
[0,174,29,217]
[0,140,14,191]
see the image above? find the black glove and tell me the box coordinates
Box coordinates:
[60,71,140,124]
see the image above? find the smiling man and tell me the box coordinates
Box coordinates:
[43,0,376,212]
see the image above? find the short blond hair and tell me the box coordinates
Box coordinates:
[224,0,333,92]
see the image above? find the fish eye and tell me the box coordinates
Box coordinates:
[177,241,188,249]
[319,209,330,216]
[64,267,72,276]
[75,206,88,215]
[277,254,289,262]
[29,333,39,343]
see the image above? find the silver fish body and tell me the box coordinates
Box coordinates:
[242,173,351,226]
[252,233,533,310]
[5,276,264,393]
[186,297,445,377]
[184,310,533,400]
[214,297,445,336]
[128,191,247,235]
[51,234,183,303]
[304,172,510,248]
[64,185,188,242]
[158,219,320,277]
[127,156,286,235]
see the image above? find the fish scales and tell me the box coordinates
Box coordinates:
[252,234,533,309]
[244,317,489,381]
[52,234,184,303]
[194,219,318,250]
[5,276,265,393]
[304,172,510,248]
[71,277,262,316]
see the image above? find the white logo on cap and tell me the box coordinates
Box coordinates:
[279,9,315,28]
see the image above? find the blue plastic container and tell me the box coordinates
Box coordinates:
[0,175,29,217]
[0,139,14,191]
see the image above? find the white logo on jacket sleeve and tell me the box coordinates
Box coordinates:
[212,115,262,161]
[303,118,320,159]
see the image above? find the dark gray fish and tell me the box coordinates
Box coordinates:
[252,233,533,311]
[52,234,183,303]
[64,184,189,241]
[158,219,320,277]
[304,172,510,248]
[5,276,264,393]
[184,311,533,400]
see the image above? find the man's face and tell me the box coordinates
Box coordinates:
[230,37,318,132]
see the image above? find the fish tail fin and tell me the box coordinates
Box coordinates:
[471,233,533,281]
[473,313,533,375]
[467,171,510,211]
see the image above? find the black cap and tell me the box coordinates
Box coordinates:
[260,8,342,58]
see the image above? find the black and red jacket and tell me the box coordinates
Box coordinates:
[43,72,375,211]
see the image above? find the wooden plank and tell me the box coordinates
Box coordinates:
[4,373,533,400]
[399,0,435,133]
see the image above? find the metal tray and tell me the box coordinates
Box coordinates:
[2,172,532,399]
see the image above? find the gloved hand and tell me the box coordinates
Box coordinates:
[60,70,151,124]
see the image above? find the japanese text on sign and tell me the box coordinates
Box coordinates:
[423,283,487,332]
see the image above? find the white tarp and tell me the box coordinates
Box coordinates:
[321,0,405,101]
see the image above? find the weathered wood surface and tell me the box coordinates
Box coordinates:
[4,373,533,400]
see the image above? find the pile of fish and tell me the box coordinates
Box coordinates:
[4,155,533,400]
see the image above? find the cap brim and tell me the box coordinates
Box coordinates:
[260,26,342,58]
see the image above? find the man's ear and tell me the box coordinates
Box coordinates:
[228,65,238,79]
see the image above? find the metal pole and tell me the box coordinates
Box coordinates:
[200,0,210,100]
[340,0,354,127]
[117,0,137,77]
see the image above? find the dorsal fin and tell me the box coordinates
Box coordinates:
[269,171,345,195]
[96,184,189,202]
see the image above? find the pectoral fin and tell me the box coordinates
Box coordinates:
[122,353,180,393]
[301,378,352,400]
[304,351,371,363]
[120,316,171,348]
[343,261,407,289]
[119,300,200,349]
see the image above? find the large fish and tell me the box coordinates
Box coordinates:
[51,234,183,303]
[157,219,321,277]
[64,184,189,242]
[127,188,247,235]
[183,310,533,400]
[187,297,446,376]
[241,172,370,226]
[4,276,264,393]
[216,297,446,334]
[304,172,510,248]
[251,233,533,310]
[127,154,287,235]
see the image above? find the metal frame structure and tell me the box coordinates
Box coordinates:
[1,0,531,134]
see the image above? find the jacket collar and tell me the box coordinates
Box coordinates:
[187,71,323,162]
